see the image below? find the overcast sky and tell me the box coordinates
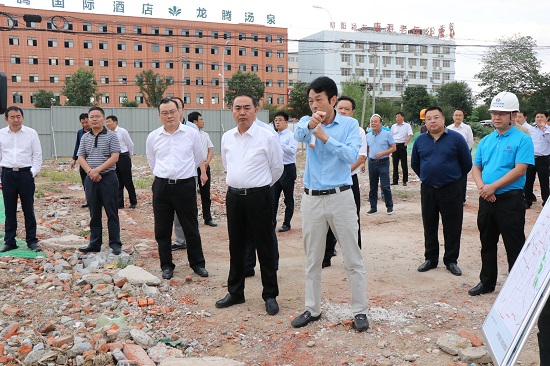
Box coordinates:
[11,0,550,97]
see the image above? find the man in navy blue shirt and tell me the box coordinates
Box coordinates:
[70,113,90,208]
[411,106,472,276]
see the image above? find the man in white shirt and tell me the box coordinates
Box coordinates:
[146,98,209,280]
[0,106,42,253]
[515,110,533,133]
[106,115,137,209]
[447,109,474,204]
[524,111,550,208]
[391,112,413,186]
[272,111,297,233]
[216,93,283,316]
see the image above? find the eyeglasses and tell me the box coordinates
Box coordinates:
[425,115,442,122]
[160,110,179,117]
[490,111,510,117]
[88,115,103,119]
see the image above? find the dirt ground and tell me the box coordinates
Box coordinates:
[21,152,545,365]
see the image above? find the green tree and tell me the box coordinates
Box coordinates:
[121,98,139,107]
[225,71,265,107]
[436,81,475,117]
[135,70,172,108]
[475,35,542,103]
[61,68,98,106]
[375,99,401,127]
[340,79,371,128]
[403,85,435,125]
[287,81,310,119]
[32,89,60,108]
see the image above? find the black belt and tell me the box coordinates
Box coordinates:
[155,176,195,185]
[495,189,523,199]
[228,185,270,195]
[535,155,550,159]
[2,166,31,172]
[120,152,130,156]
[369,157,389,163]
[304,185,351,196]
[396,143,406,145]
[425,179,461,189]
[100,170,115,177]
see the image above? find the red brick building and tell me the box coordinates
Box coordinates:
[1,5,288,109]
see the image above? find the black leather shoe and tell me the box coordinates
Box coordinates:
[162,268,174,280]
[332,249,337,257]
[171,242,187,251]
[78,245,101,253]
[468,282,495,296]
[278,224,291,232]
[403,182,407,186]
[0,245,17,253]
[81,203,89,208]
[322,261,331,268]
[215,293,245,308]
[129,203,137,209]
[391,182,398,186]
[28,243,42,252]
[111,246,122,255]
[265,298,279,315]
[353,314,369,332]
[446,263,462,276]
[417,260,437,272]
[205,220,218,227]
[291,310,321,328]
[193,267,209,277]
[245,269,255,277]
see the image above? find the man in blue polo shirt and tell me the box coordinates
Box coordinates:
[469,92,534,296]
[411,106,472,277]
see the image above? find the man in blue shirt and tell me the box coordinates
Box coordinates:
[365,114,396,215]
[469,92,534,296]
[291,76,369,332]
[411,106,472,277]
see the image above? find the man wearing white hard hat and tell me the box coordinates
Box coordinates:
[468,92,534,296]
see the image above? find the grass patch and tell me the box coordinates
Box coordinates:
[39,170,81,183]
[134,177,153,189]
[392,189,414,200]
[78,230,90,237]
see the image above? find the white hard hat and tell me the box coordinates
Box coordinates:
[489,92,519,112]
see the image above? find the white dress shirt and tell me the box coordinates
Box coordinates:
[114,126,134,155]
[146,124,204,179]
[222,122,283,189]
[529,125,550,157]
[278,128,297,165]
[0,125,42,177]
[254,118,278,137]
[447,122,474,150]
[351,127,367,175]
[390,122,413,143]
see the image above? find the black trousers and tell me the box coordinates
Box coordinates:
[421,179,463,265]
[272,163,296,227]
[477,190,525,288]
[539,299,550,364]
[1,169,37,247]
[524,155,550,206]
[116,153,137,207]
[197,166,213,223]
[392,143,408,184]
[79,166,88,204]
[324,173,362,263]
[152,177,205,271]
[84,172,121,250]
[227,187,278,300]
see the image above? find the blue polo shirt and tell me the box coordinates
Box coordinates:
[294,111,360,190]
[474,126,534,194]
[411,129,472,186]
[365,129,395,159]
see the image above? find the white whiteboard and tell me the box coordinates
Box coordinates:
[483,203,550,365]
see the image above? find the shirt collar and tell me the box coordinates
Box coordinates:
[90,126,108,136]
[495,125,515,137]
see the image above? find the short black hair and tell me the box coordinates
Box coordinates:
[535,111,549,118]
[158,97,178,112]
[396,111,405,118]
[337,96,356,111]
[79,113,88,120]
[187,111,202,123]
[5,106,23,118]
[171,96,184,109]
[106,115,118,123]
[274,111,289,120]
[425,106,443,115]
[518,110,527,116]
[88,106,105,116]
[306,76,338,102]
[233,93,259,107]
[453,108,465,115]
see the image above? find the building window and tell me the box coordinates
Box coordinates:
[100,59,109,67]
[266,35,273,42]
[212,94,219,104]
[239,33,246,40]
[356,68,365,77]
[117,42,126,51]
[28,74,38,83]
[266,65,273,72]
[100,76,109,84]
[420,59,428,67]
[49,75,59,83]
[443,47,451,54]
[183,93,191,104]
[278,80,284,88]
[28,56,38,65]
[223,31,231,39]
[84,58,93,67]
[239,48,246,56]
[165,28,173,35]
[64,40,74,48]
[382,43,391,51]
[195,46,203,54]
[135,93,144,104]
[251,64,258,72]
[65,22,73,30]
[165,44,173,53]
[150,27,159,35]
[118,76,128,84]
[239,64,246,71]
[443,60,451,68]
[443,73,451,81]
[211,30,218,39]
[99,24,108,32]
[134,60,143,68]
[196,94,204,104]
[382,56,391,65]
[116,25,125,34]
[27,37,37,46]
[184,62,190,70]
[118,93,128,104]
[382,70,392,78]
[396,57,405,66]
[9,36,19,45]
[211,62,219,71]
[278,94,285,104]
[277,50,284,58]
[48,57,58,66]
[382,83,391,92]
[184,77,190,85]
[277,65,284,73]
[65,58,74,66]
[432,46,441,54]
[224,63,232,71]
[224,47,231,56]
[409,58,417,66]
[8,18,18,27]
[409,71,417,79]
[195,30,203,38]
[433,72,441,80]
[396,70,404,78]
[196,78,204,86]
[133,26,142,34]
[152,60,160,68]
[84,40,92,49]
[288,68,293,74]
[11,74,21,83]
[166,61,174,69]
[420,45,428,53]
[151,44,159,52]
[182,45,190,53]
[12,92,23,104]
[196,62,204,70]
[266,50,272,57]
[277,36,284,43]
[99,42,108,50]
[212,78,219,86]
[101,93,110,104]
[289,80,294,87]
[48,39,57,47]
[341,54,351,64]
[211,47,219,55]
[252,34,258,41]
[420,71,428,79]
[265,95,273,104]
[252,48,259,57]
[131,43,141,52]
[83,23,92,31]
[182,28,189,36]
[118,59,127,67]
[341,68,351,76]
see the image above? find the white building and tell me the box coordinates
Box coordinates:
[288,52,299,88]
[298,29,456,99]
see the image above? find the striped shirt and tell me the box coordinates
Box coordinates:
[77,127,120,173]
[198,130,214,161]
